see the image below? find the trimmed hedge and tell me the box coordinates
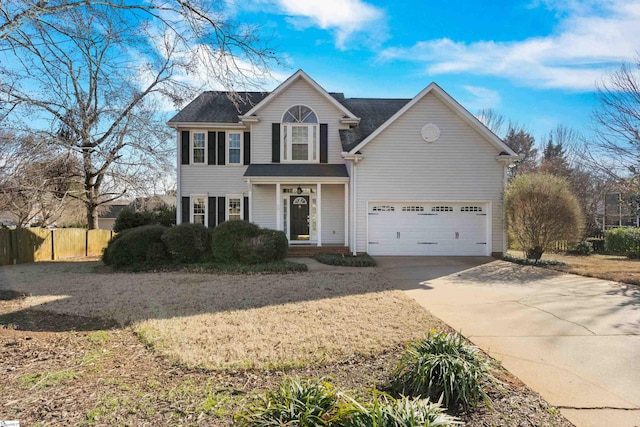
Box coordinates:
[161,223,211,263]
[314,253,377,267]
[211,221,288,264]
[102,225,169,268]
[605,227,640,258]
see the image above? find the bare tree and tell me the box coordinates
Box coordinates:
[0,131,82,227]
[477,108,507,137]
[589,57,640,192]
[0,2,278,228]
[504,126,538,178]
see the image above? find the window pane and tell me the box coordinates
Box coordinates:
[229,149,240,164]
[292,144,308,160]
[193,133,205,164]
[229,133,241,148]
[313,126,317,161]
[193,197,205,225]
[283,105,317,123]
[228,198,241,220]
[292,126,308,143]
[283,126,288,160]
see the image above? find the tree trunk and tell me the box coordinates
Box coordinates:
[87,203,99,229]
[525,246,543,261]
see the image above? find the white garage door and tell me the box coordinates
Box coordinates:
[367,202,488,256]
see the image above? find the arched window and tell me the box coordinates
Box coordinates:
[282,105,319,162]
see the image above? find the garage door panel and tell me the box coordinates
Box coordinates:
[368,202,488,256]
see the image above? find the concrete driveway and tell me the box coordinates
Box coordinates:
[377,257,640,427]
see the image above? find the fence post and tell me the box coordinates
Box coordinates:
[85,230,89,257]
[51,229,55,260]
[11,230,17,264]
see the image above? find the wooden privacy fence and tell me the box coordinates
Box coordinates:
[0,228,113,266]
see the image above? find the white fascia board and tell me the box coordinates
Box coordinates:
[348,82,518,158]
[243,176,349,184]
[243,70,358,119]
[167,122,247,129]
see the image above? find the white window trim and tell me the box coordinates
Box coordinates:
[190,131,207,165]
[226,131,243,165]
[226,194,243,221]
[280,105,320,164]
[190,194,207,226]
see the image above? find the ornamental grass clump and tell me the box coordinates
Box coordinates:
[340,393,460,427]
[391,331,493,410]
[235,378,340,427]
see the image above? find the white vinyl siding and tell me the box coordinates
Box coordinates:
[320,184,345,245]
[248,79,350,163]
[181,166,247,197]
[251,184,277,229]
[354,92,506,254]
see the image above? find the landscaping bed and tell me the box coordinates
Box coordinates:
[0,261,572,426]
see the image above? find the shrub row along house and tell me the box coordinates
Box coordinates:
[168,70,518,256]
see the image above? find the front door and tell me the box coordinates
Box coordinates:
[290,196,310,240]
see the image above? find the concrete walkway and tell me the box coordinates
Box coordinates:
[377,257,640,427]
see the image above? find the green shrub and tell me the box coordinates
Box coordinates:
[391,331,492,410]
[248,229,289,263]
[211,221,287,264]
[113,204,176,233]
[586,237,605,254]
[566,240,594,256]
[161,223,211,263]
[342,393,460,427]
[235,378,339,427]
[314,253,377,267]
[605,228,640,258]
[102,225,169,268]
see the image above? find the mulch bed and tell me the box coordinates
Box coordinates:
[0,296,573,426]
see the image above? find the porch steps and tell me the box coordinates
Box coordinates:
[287,245,350,258]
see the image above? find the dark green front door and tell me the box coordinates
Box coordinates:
[290,196,309,240]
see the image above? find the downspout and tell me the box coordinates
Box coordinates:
[176,128,181,225]
[352,160,357,256]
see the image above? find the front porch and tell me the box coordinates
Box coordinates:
[244,164,350,248]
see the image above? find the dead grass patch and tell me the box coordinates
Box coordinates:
[0,262,444,369]
[136,290,440,369]
[507,250,640,285]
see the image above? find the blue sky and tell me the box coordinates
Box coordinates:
[225,0,640,143]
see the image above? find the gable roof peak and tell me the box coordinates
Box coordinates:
[242,70,358,119]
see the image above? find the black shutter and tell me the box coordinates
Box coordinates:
[320,124,328,163]
[243,196,249,221]
[217,196,225,225]
[207,132,216,165]
[181,196,189,223]
[208,197,217,228]
[272,123,280,163]
[217,131,225,165]
[181,131,189,165]
[243,131,251,165]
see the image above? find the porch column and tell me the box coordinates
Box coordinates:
[317,183,322,247]
[276,183,281,231]
[247,179,252,222]
[344,183,349,247]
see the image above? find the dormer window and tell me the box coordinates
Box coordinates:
[282,105,319,162]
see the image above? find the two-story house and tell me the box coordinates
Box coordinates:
[168,70,518,256]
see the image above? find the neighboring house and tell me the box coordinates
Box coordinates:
[168,70,518,256]
[98,202,130,230]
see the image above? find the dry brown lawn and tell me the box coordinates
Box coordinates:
[508,250,640,285]
[0,261,443,369]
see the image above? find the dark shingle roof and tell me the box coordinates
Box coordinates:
[168,90,410,153]
[244,164,348,178]
[334,98,410,152]
[168,92,269,124]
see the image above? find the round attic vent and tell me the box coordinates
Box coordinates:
[421,123,440,142]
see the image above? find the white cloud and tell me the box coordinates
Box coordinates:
[380,0,640,90]
[277,0,385,48]
[462,86,501,111]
